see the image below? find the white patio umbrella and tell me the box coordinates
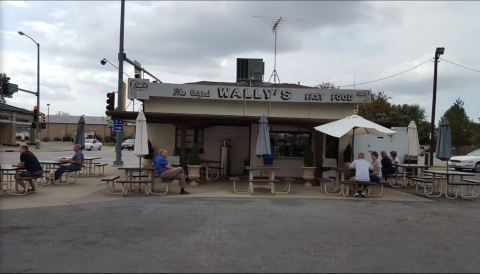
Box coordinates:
[406,120,420,157]
[314,114,396,157]
[134,110,148,167]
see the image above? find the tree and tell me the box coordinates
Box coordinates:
[315,82,337,89]
[358,91,392,125]
[0,73,14,103]
[443,98,473,146]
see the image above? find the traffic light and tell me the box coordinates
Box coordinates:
[41,123,46,129]
[106,92,115,112]
[33,106,39,122]
[40,112,46,123]
[134,66,141,79]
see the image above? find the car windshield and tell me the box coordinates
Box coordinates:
[467,149,480,157]
[124,139,134,143]
[85,139,94,143]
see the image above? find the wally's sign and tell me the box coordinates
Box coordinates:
[128,79,371,104]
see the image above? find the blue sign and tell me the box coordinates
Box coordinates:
[113,124,123,132]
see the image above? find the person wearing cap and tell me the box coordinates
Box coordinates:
[154,148,189,195]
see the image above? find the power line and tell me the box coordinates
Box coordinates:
[338,58,433,88]
[440,58,480,73]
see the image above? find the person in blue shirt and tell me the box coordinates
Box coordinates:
[155,148,189,195]
[52,144,84,183]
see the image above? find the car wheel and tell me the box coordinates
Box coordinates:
[98,146,102,150]
[475,162,480,173]
[454,168,462,171]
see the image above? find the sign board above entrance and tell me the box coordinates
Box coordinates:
[128,79,371,104]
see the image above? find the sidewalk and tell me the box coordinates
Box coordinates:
[0,166,430,210]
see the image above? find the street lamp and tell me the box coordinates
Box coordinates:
[18,31,41,149]
[100,58,131,77]
[429,47,445,166]
[47,103,50,139]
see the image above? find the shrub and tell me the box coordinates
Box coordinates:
[104,136,112,143]
[303,145,314,167]
[54,137,61,141]
[142,140,155,160]
[188,144,201,165]
[343,143,353,163]
[62,136,71,142]
[96,136,103,142]
[43,137,50,142]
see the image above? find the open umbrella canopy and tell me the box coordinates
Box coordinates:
[436,117,451,161]
[314,114,396,138]
[255,115,271,157]
[74,116,85,149]
[134,110,149,157]
[407,120,420,156]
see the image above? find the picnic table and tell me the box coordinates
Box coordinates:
[0,165,20,194]
[200,159,221,181]
[393,164,428,187]
[422,169,475,198]
[245,166,280,195]
[56,156,101,176]
[118,166,156,196]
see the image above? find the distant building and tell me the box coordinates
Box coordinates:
[0,103,33,145]
[39,115,134,142]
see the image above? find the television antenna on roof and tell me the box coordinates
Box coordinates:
[254,16,304,84]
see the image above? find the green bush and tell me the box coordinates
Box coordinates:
[142,140,155,160]
[343,143,353,163]
[188,145,201,165]
[43,137,50,142]
[303,145,314,167]
[54,137,61,141]
[104,136,112,143]
[62,136,71,142]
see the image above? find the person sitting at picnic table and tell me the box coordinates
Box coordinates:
[52,144,84,183]
[390,151,400,165]
[370,151,382,183]
[154,148,189,195]
[381,150,394,178]
[350,152,372,198]
[13,144,43,192]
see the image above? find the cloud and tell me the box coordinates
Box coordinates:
[2,1,29,8]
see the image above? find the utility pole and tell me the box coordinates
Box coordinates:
[429,47,445,166]
[114,0,125,166]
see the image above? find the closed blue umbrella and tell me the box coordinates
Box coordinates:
[74,116,85,149]
[436,117,451,161]
[256,115,271,158]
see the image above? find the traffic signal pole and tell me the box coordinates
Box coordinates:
[114,0,125,166]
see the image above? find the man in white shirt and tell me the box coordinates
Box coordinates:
[350,153,372,198]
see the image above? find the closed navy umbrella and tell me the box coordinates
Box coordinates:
[74,116,85,149]
[256,115,271,160]
[436,117,452,161]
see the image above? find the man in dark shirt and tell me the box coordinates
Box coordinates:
[381,150,394,178]
[14,145,43,192]
[53,144,84,183]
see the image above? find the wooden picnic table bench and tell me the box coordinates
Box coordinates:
[339,180,386,197]
[248,178,280,195]
[117,180,153,197]
[101,175,121,194]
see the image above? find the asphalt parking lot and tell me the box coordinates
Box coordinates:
[1,197,480,273]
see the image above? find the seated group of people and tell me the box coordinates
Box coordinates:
[14,144,84,192]
[349,150,399,198]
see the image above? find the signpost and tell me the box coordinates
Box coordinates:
[7,83,18,94]
[113,120,123,132]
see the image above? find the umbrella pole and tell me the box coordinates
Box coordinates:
[351,128,356,160]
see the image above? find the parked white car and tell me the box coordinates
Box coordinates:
[84,139,102,151]
[448,149,480,172]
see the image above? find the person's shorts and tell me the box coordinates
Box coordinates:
[369,175,381,183]
[19,170,43,178]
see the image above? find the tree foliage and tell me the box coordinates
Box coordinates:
[443,98,475,146]
[359,91,431,144]
[0,73,14,103]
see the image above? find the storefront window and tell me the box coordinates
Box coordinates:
[175,127,204,154]
[270,132,311,157]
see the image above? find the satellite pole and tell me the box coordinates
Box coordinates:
[269,17,282,84]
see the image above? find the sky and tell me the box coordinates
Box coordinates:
[1,1,479,123]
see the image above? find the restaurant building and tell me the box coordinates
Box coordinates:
[109,58,371,178]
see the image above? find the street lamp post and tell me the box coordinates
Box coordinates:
[47,103,50,139]
[429,47,445,166]
[114,0,126,166]
[18,31,40,149]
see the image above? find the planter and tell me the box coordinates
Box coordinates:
[302,166,316,187]
[142,158,153,168]
[187,165,202,186]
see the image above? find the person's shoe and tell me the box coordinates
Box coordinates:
[179,190,189,195]
[361,192,368,198]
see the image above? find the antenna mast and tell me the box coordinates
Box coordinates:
[269,17,282,84]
